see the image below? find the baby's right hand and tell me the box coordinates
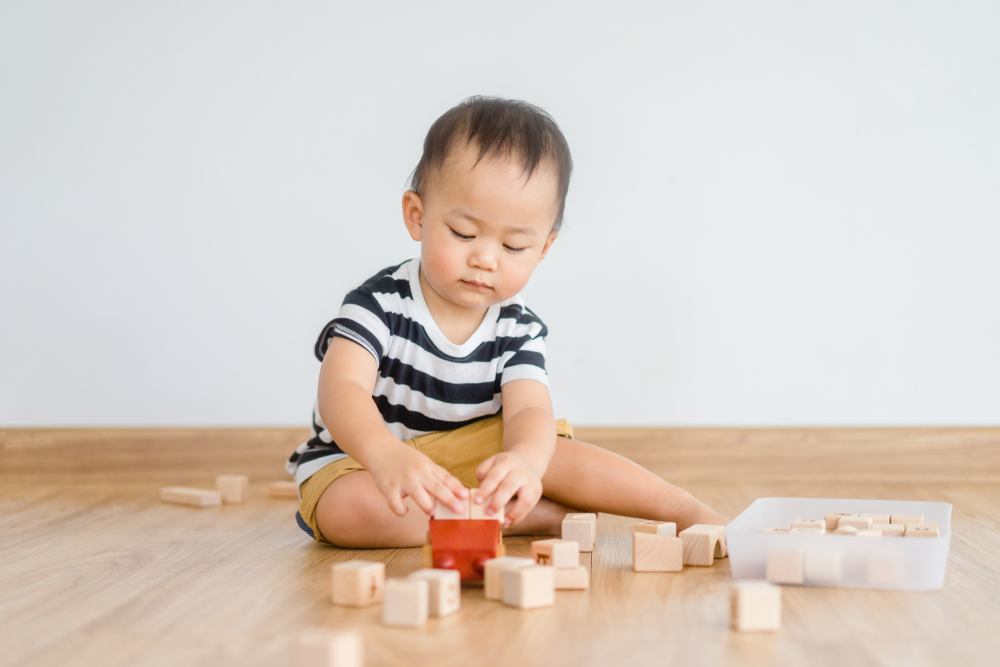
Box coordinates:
[368,444,469,517]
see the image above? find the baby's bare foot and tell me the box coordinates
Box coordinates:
[503,496,582,536]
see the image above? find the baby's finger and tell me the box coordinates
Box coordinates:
[425,477,464,515]
[434,467,470,500]
[494,477,530,525]
[385,485,408,517]
[474,455,498,486]
[474,463,509,505]
[405,482,437,516]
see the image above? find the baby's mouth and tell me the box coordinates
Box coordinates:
[461,280,492,291]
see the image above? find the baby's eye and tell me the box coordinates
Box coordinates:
[504,245,528,254]
[449,228,474,240]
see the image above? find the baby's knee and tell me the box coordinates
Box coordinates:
[315,474,382,546]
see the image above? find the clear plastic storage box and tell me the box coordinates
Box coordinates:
[726,497,952,591]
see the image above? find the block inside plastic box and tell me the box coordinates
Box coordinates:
[726,497,951,591]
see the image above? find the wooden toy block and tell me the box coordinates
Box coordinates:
[824,513,859,532]
[268,481,299,498]
[553,565,590,590]
[502,565,555,609]
[382,578,428,627]
[891,513,924,526]
[878,523,905,537]
[531,539,579,568]
[857,529,882,537]
[731,581,781,632]
[791,519,826,533]
[296,629,363,667]
[832,526,858,535]
[634,521,677,537]
[483,557,535,600]
[803,550,842,584]
[216,475,248,504]
[563,515,596,552]
[764,527,790,533]
[859,513,891,525]
[331,560,385,607]
[766,549,803,584]
[633,533,683,573]
[679,524,727,566]
[428,518,502,580]
[433,496,470,520]
[906,523,940,537]
[468,488,504,522]
[160,486,222,507]
[408,568,460,618]
[837,516,873,530]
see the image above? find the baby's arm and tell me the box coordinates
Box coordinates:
[317,337,468,516]
[473,379,555,527]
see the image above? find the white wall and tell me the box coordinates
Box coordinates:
[2,1,998,427]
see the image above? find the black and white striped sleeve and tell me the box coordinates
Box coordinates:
[499,308,549,387]
[313,287,391,364]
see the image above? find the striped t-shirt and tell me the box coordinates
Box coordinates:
[286,258,549,485]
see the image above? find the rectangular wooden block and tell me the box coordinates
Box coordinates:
[468,489,504,523]
[332,560,385,607]
[824,513,859,532]
[502,565,555,609]
[553,566,590,590]
[633,532,683,572]
[433,496,469,520]
[483,557,535,600]
[160,486,222,507]
[383,578,428,627]
[906,523,940,537]
[859,513,891,525]
[731,581,781,632]
[531,539,579,568]
[268,480,299,498]
[408,568,460,618]
[791,519,826,533]
[857,529,883,537]
[634,521,677,537]
[891,513,925,526]
[216,475,248,504]
[832,526,858,535]
[878,523,906,537]
[562,516,596,552]
[679,524,727,566]
[296,630,363,667]
[838,516,873,530]
[766,549,803,584]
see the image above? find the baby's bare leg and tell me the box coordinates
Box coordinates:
[315,470,573,549]
[540,436,728,532]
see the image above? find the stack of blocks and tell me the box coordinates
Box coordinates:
[528,538,588,593]
[632,521,682,573]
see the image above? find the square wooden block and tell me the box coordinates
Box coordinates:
[791,519,826,533]
[766,549,803,584]
[160,486,222,508]
[296,630,363,667]
[502,565,555,609]
[633,533,683,573]
[433,495,470,520]
[906,523,940,538]
[531,539,579,568]
[383,578,428,627]
[268,481,299,498]
[837,516,873,531]
[634,521,677,537]
[216,475,248,504]
[332,560,385,607]
[891,513,924,526]
[554,566,590,590]
[731,581,781,632]
[469,489,504,522]
[824,513,859,532]
[803,550,842,584]
[483,557,535,600]
[679,525,727,566]
[562,517,596,552]
[408,568,460,618]
[859,513,891,526]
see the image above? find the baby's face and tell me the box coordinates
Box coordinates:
[403,142,559,311]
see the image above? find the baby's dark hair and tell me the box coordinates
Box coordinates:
[410,96,573,230]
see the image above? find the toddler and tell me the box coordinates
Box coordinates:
[287,97,727,548]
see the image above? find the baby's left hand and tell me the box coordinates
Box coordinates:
[473,451,543,528]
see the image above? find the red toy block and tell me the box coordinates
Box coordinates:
[428,519,502,581]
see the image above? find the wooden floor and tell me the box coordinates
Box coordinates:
[1,429,999,666]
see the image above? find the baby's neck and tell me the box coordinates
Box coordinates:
[419,268,489,346]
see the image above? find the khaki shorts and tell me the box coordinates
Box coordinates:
[296,413,574,545]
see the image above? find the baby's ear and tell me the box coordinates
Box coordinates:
[537,229,559,262]
[401,190,425,241]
